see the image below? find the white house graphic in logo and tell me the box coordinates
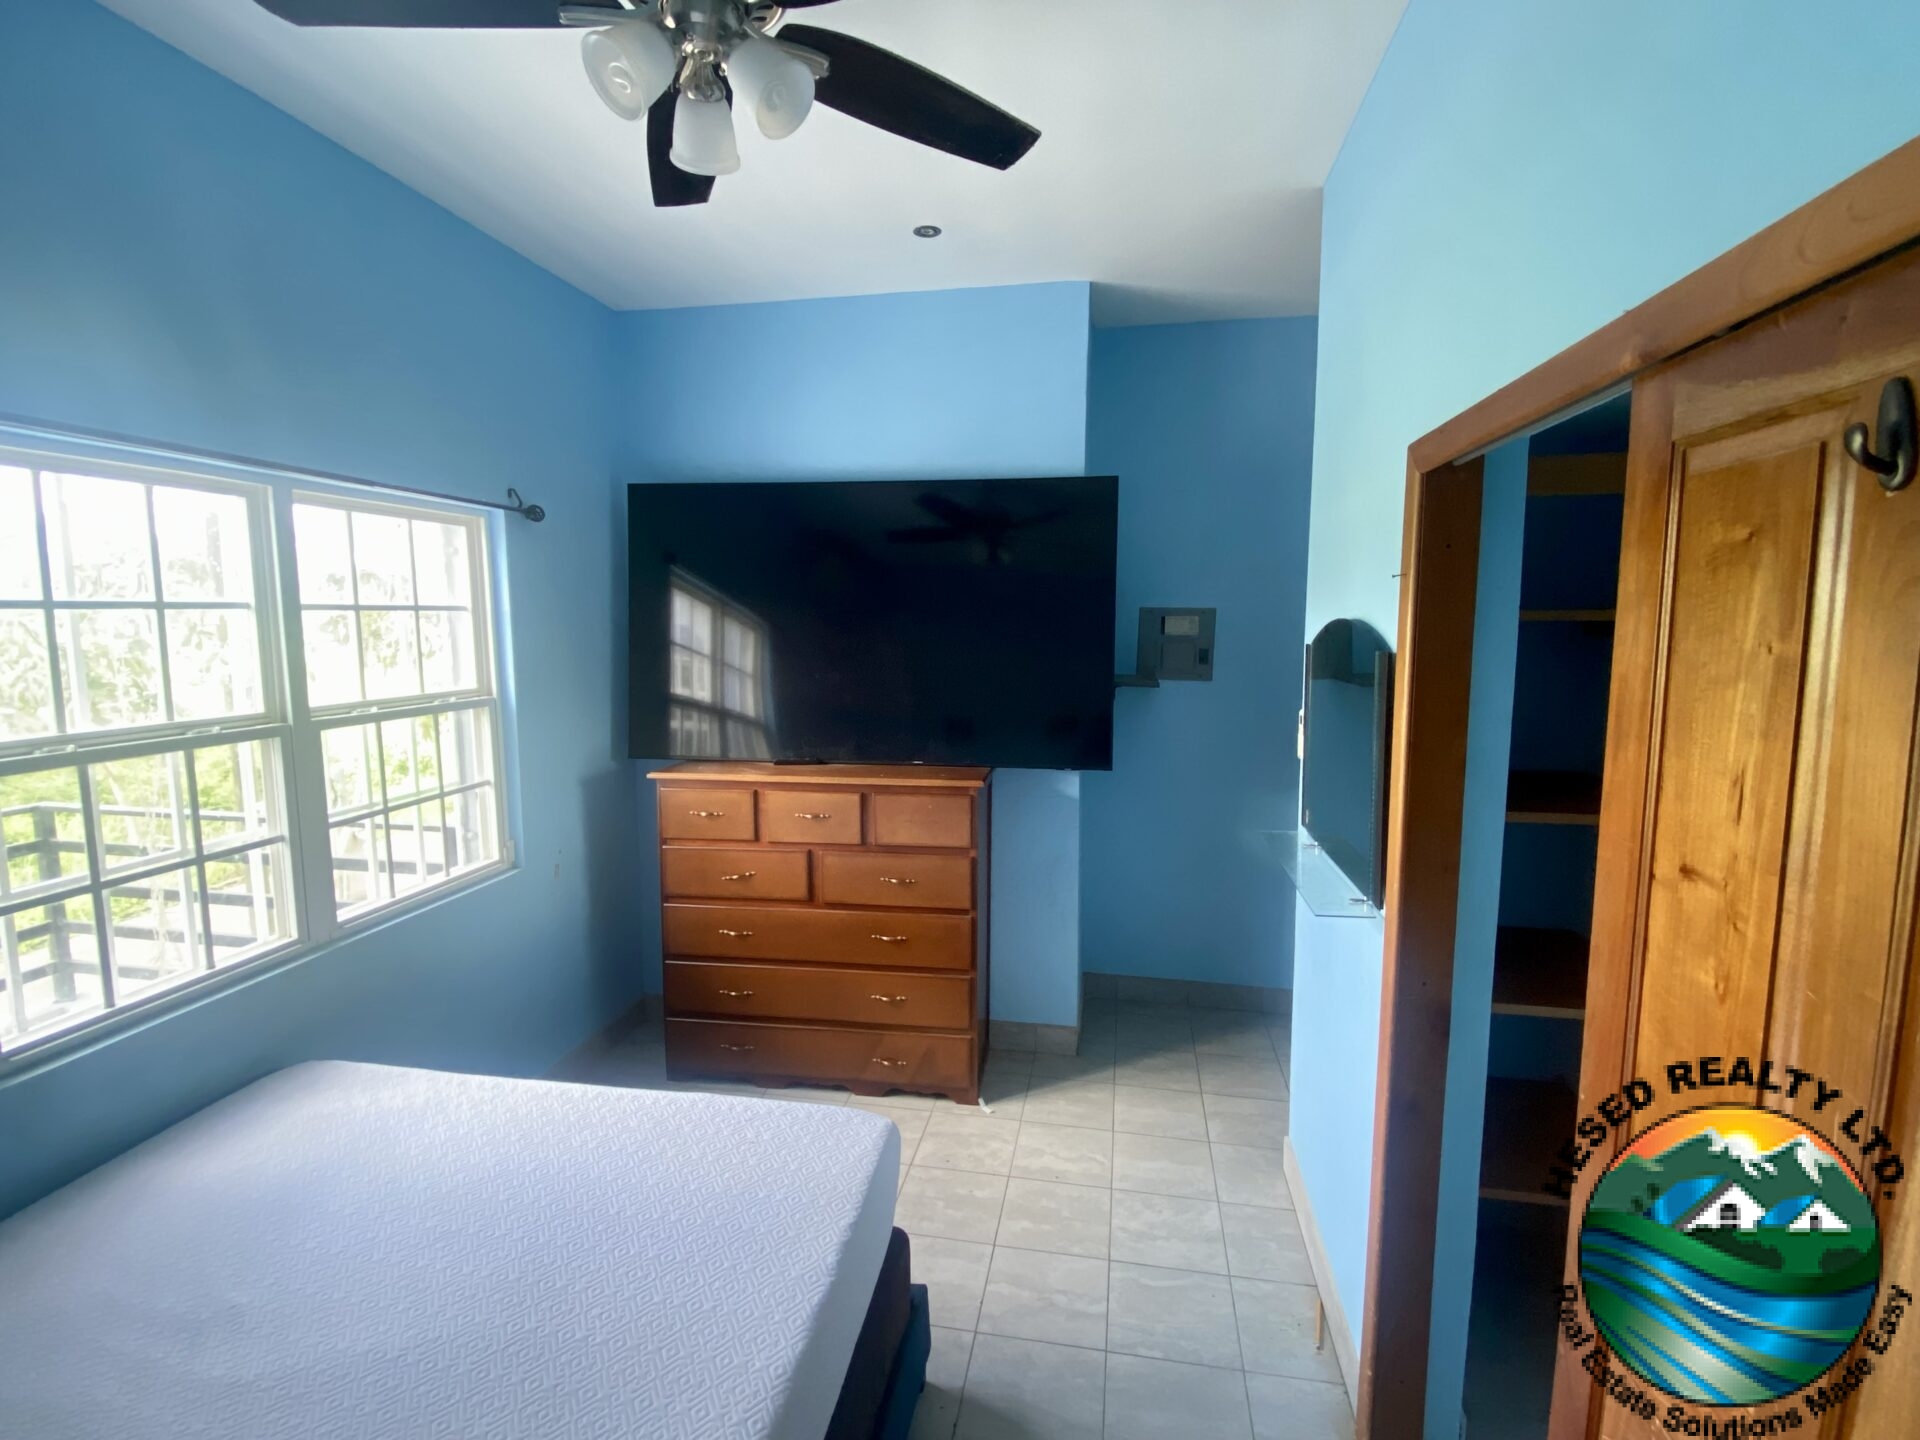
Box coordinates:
[1680,1175,1855,1236]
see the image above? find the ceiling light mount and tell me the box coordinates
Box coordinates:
[914,225,943,239]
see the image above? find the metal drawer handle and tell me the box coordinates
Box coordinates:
[716,988,755,998]
[719,1042,756,1053]
[870,994,909,1004]
[719,871,757,882]
[869,934,909,944]
[873,1058,908,1069]
[793,811,833,821]
[688,809,726,818]
[880,876,917,886]
[717,928,754,938]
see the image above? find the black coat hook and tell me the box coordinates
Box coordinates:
[1843,376,1916,493]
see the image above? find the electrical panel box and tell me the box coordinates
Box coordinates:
[1135,607,1216,682]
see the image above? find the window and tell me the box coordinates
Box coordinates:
[668,574,770,759]
[0,451,507,1059]
[290,499,502,914]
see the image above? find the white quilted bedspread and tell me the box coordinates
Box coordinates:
[0,1061,898,1440]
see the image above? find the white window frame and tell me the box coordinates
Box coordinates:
[0,439,512,1069]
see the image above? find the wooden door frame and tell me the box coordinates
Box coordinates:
[1356,136,1920,1440]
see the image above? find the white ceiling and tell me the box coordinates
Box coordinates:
[102,0,1407,325]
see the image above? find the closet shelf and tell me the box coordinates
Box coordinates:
[1492,928,1589,1020]
[1505,770,1602,825]
[1518,608,1615,624]
[1480,1078,1577,1207]
[1526,454,1627,497]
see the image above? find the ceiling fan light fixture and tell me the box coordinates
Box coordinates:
[724,32,815,140]
[581,20,676,121]
[671,90,742,177]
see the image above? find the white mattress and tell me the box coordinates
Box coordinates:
[0,1061,898,1440]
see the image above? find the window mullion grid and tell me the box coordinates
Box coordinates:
[181,746,215,974]
[345,512,369,709]
[5,472,509,1062]
[30,470,70,735]
[72,763,116,1012]
[374,723,394,905]
[0,721,288,780]
[468,514,493,698]
[406,517,425,696]
[143,482,178,725]
[2,912,29,1045]
[271,488,337,951]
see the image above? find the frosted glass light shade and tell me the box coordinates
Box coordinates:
[726,34,815,140]
[671,91,741,176]
[581,22,676,121]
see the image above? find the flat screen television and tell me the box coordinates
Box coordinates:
[1300,618,1394,908]
[627,476,1119,770]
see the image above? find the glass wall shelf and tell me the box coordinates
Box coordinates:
[1261,829,1380,920]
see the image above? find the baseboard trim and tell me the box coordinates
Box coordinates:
[1284,1135,1360,1414]
[988,1019,1081,1056]
[548,998,654,1078]
[1082,971,1292,1015]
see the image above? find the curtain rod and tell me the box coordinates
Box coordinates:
[0,412,547,523]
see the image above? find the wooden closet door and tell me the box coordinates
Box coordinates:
[1552,249,1920,1440]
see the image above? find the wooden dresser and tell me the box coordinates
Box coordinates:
[649,763,991,1104]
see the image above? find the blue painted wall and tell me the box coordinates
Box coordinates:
[0,1,637,1217]
[613,285,1094,1027]
[1289,0,1920,1409]
[1082,320,1316,988]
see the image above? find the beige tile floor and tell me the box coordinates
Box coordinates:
[563,995,1353,1440]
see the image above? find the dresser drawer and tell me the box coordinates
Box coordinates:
[662,847,809,901]
[760,790,863,845]
[658,788,756,842]
[667,1019,975,1093]
[663,904,972,971]
[870,792,973,848]
[665,961,971,1030]
[818,851,972,910]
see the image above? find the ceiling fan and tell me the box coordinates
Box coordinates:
[249,2,1042,208]
[886,493,1064,568]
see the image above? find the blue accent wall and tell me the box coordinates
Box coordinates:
[1082,320,1317,988]
[0,1,638,1217]
[613,285,1094,1027]
[1290,0,1920,1413]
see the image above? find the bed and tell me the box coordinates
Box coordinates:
[0,1061,925,1440]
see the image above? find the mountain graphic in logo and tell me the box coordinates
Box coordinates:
[1579,1105,1881,1406]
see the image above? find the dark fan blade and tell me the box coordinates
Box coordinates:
[778,24,1039,170]
[886,527,967,543]
[1006,508,1068,531]
[647,95,716,208]
[915,494,978,525]
[251,0,613,25]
